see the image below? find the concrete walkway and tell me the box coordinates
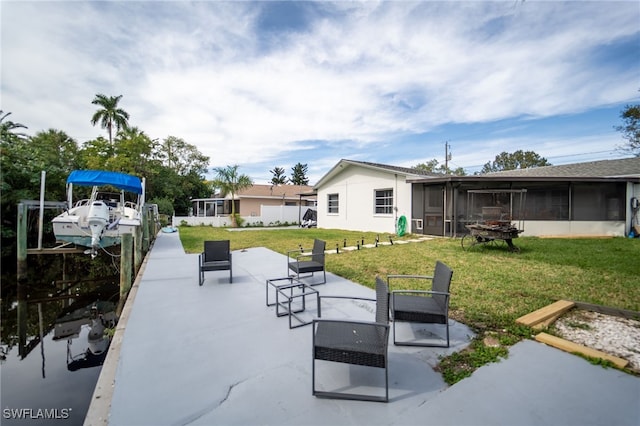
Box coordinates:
[87,231,640,426]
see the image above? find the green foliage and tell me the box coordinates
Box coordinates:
[290,162,309,185]
[615,102,640,156]
[0,110,28,142]
[159,136,209,177]
[90,94,130,144]
[148,197,175,216]
[270,166,288,185]
[480,150,551,173]
[437,338,509,385]
[212,165,253,225]
[233,213,245,227]
[414,159,466,176]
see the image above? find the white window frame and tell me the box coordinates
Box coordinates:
[327,193,339,214]
[374,188,393,215]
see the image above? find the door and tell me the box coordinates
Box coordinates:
[423,185,444,235]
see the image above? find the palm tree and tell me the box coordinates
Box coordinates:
[90,94,130,144]
[212,165,253,227]
[0,110,28,143]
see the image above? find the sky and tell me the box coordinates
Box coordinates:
[2,1,639,184]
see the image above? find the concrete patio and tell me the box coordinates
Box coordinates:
[86,231,640,426]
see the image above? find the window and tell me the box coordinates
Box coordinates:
[375,189,393,214]
[572,183,625,220]
[327,193,339,214]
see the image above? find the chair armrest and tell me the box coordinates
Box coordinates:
[317,295,376,318]
[313,318,389,330]
[391,289,450,297]
[286,248,312,259]
[387,274,433,280]
[287,247,313,258]
[291,252,316,261]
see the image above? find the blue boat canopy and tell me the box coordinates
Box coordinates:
[67,170,143,194]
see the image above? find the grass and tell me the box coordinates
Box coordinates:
[179,225,640,382]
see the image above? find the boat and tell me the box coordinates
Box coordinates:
[52,170,145,256]
[53,301,118,370]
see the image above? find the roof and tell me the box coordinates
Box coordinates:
[67,170,143,194]
[408,157,640,184]
[484,157,640,178]
[314,159,439,189]
[219,184,315,200]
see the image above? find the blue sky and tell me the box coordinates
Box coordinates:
[2,1,639,184]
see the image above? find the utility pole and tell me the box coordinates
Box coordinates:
[445,141,451,173]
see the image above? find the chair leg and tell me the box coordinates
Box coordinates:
[229,268,233,284]
[393,320,398,345]
[445,321,450,347]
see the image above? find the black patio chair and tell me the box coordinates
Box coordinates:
[287,239,326,285]
[199,240,232,285]
[388,261,453,347]
[312,276,390,402]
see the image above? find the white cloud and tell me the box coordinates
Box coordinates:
[1,1,638,181]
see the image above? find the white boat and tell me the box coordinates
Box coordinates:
[52,170,145,255]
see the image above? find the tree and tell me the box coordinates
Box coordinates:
[28,129,81,198]
[0,110,28,144]
[480,150,551,174]
[111,127,159,176]
[269,166,288,185]
[212,165,253,227]
[79,137,114,170]
[290,162,309,185]
[414,159,466,176]
[1,126,81,263]
[615,103,640,156]
[158,136,209,177]
[90,94,130,144]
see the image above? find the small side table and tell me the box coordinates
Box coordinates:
[266,277,302,307]
[266,277,320,328]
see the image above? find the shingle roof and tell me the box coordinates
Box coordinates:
[485,157,640,178]
[343,160,440,177]
[236,184,315,199]
[314,159,440,189]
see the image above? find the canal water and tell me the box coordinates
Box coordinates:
[1,253,121,426]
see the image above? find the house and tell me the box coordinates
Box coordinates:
[313,159,436,233]
[314,157,640,238]
[181,184,316,227]
[408,157,640,237]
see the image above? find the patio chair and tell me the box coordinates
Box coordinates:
[199,240,232,285]
[287,239,326,285]
[312,277,390,402]
[388,261,453,347]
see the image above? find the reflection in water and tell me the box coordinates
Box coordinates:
[54,301,118,371]
[1,265,120,426]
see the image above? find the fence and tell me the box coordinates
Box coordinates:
[173,206,315,228]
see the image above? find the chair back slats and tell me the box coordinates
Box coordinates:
[205,240,230,262]
[311,239,326,264]
[374,277,390,325]
[432,261,453,306]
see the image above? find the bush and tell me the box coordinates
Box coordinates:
[147,197,175,216]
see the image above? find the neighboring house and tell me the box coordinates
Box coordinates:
[409,157,640,237]
[180,184,316,227]
[313,159,437,234]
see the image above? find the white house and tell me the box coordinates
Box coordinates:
[313,157,640,238]
[313,159,436,233]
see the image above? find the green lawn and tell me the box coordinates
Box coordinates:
[178,226,640,381]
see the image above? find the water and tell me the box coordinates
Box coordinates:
[1,255,120,426]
